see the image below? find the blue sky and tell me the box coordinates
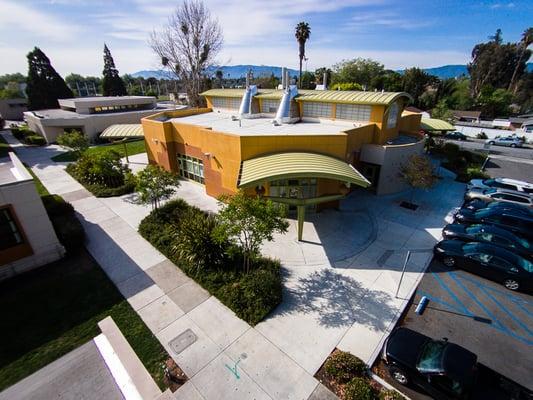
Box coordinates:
[0,0,531,76]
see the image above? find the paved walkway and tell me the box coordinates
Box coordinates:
[2,133,465,399]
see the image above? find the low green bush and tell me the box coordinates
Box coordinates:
[379,389,405,400]
[476,132,488,139]
[41,195,85,252]
[456,167,490,183]
[442,142,460,157]
[11,127,26,140]
[324,351,367,383]
[344,377,375,400]
[138,199,283,325]
[24,135,47,146]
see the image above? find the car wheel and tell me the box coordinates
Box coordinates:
[503,279,520,291]
[389,366,409,385]
[510,143,517,148]
[443,256,456,267]
[489,141,495,145]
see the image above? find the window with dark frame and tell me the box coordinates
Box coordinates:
[0,207,24,251]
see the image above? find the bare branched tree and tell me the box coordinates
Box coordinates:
[150,0,223,107]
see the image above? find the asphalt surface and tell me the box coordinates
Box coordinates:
[444,138,533,160]
[0,341,124,400]
[386,258,533,399]
[484,158,533,182]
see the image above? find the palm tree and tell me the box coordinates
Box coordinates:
[509,27,533,94]
[295,22,311,89]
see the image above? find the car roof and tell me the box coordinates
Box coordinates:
[496,178,533,188]
[463,242,520,260]
[484,188,531,197]
[476,207,533,221]
[468,224,521,239]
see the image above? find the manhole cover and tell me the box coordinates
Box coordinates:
[169,329,197,354]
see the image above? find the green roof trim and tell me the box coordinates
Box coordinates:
[100,124,144,138]
[201,88,412,106]
[420,118,455,131]
[238,152,371,188]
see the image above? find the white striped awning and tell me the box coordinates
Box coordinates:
[100,124,144,139]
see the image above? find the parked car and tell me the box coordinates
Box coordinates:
[383,327,478,399]
[454,208,533,240]
[445,131,468,141]
[462,199,533,215]
[442,224,532,259]
[485,136,523,147]
[434,241,533,291]
[464,188,533,208]
[467,178,533,194]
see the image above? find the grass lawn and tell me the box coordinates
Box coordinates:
[0,249,169,391]
[24,164,50,196]
[52,139,146,162]
[0,134,12,158]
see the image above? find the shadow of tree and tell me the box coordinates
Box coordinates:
[279,268,398,331]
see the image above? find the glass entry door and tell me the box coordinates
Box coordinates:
[269,178,317,214]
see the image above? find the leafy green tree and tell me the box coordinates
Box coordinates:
[216,191,289,273]
[26,47,73,110]
[331,58,385,90]
[476,86,512,118]
[0,73,26,89]
[102,44,127,96]
[330,82,363,91]
[314,67,332,87]
[431,99,453,121]
[509,27,533,93]
[300,71,316,89]
[136,164,180,209]
[372,70,403,92]
[295,21,311,89]
[400,155,437,204]
[401,67,438,108]
[514,72,533,113]
[0,83,22,99]
[56,130,89,157]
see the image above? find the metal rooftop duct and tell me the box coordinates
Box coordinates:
[274,84,298,125]
[238,69,258,119]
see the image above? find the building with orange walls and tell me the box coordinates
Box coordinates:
[140,87,424,238]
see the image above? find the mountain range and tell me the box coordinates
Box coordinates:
[132,63,533,81]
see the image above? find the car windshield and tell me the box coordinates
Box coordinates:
[416,340,446,373]
[463,243,481,253]
[465,225,483,235]
[483,179,495,186]
[484,188,497,194]
[518,257,533,273]
[475,209,493,218]
[517,237,530,249]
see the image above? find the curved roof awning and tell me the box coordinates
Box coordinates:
[238,152,371,188]
[100,124,144,139]
[421,118,455,131]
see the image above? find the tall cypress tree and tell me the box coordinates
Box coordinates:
[26,47,73,110]
[102,44,128,96]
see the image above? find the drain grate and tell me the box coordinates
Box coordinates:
[169,329,197,354]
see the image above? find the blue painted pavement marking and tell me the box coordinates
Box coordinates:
[430,272,471,315]
[418,290,474,316]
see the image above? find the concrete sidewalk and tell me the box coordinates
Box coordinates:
[3,132,465,399]
[1,132,328,400]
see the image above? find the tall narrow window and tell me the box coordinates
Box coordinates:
[177,153,204,184]
[0,207,24,250]
[387,102,399,129]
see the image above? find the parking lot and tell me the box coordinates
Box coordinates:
[378,258,533,399]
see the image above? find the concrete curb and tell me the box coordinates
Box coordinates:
[97,316,162,400]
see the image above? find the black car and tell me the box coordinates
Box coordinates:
[442,223,532,259]
[383,327,477,400]
[445,131,468,141]
[434,240,533,291]
[454,208,533,241]
[462,199,533,216]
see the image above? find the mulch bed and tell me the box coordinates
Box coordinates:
[163,357,188,392]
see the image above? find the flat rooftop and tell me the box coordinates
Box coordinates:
[26,106,163,120]
[0,153,32,186]
[170,111,367,136]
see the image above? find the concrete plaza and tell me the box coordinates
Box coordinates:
[1,133,464,399]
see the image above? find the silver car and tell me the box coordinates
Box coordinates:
[464,188,533,208]
[485,136,523,148]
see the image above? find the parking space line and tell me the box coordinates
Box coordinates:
[430,272,471,315]
[457,273,533,307]
[418,290,473,316]
[475,284,533,337]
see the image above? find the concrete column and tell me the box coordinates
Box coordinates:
[297,205,305,241]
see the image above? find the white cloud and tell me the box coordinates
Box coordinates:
[0,0,80,42]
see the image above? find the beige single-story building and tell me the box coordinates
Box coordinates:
[0,98,28,121]
[24,96,163,143]
[0,152,64,281]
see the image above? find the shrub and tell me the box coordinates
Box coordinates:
[442,142,460,158]
[56,130,89,155]
[324,351,366,383]
[217,261,282,325]
[11,127,26,140]
[379,389,405,400]
[41,195,85,252]
[476,131,488,139]
[82,172,136,197]
[456,167,490,183]
[24,135,46,146]
[171,208,229,275]
[344,377,375,400]
[330,82,363,91]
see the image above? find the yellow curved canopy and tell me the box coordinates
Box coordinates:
[238,152,371,188]
[100,124,144,138]
[420,118,455,131]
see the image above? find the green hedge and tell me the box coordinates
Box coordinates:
[344,377,375,400]
[41,195,85,252]
[138,199,283,325]
[66,162,136,198]
[324,351,366,383]
[11,126,46,146]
